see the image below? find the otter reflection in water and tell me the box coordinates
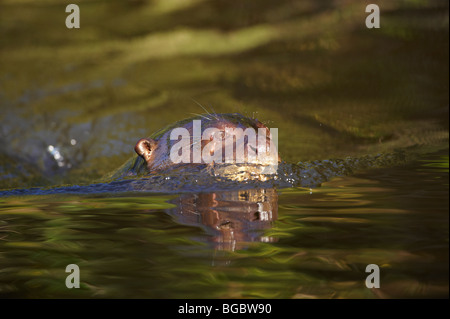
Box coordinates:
[166,188,278,251]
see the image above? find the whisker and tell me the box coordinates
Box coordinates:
[185,208,201,216]
[191,99,213,117]
[188,140,201,147]
[189,112,211,121]
[0,229,20,234]
[209,106,220,120]
[172,135,203,140]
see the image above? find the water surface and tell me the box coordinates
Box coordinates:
[0,152,447,298]
[0,0,448,299]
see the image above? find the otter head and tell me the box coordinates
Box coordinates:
[133,113,279,175]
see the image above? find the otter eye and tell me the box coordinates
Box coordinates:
[135,138,156,162]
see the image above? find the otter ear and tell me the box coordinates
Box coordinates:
[135,138,157,163]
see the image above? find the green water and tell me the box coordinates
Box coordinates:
[0,0,448,298]
[0,153,447,298]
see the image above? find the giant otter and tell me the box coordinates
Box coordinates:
[108,113,280,181]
